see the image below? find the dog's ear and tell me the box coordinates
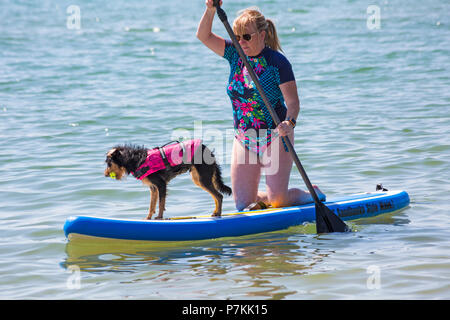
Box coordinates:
[107,148,117,157]
[106,147,126,167]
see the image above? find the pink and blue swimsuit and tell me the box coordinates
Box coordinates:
[223,40,295,155]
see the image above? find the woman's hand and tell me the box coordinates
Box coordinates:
[276,120,295,137]
[206,0,222,10]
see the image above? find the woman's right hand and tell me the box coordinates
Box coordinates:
[206,0,222,10]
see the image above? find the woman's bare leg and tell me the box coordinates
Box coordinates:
[230,138,263,211]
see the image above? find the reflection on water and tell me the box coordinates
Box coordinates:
[62,225,350,298]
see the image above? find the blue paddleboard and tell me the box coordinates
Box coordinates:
[64,190,409,241]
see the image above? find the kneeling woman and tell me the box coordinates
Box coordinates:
[196,1,325,210]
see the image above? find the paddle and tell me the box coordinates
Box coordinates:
[212,1,351,233]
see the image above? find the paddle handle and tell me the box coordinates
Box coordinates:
[212,1,322,204]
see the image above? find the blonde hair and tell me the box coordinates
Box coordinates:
[233,7,282,52]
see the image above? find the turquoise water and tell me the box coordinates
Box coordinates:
[1,0,449,299]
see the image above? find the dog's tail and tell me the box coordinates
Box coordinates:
[213,164,232,196]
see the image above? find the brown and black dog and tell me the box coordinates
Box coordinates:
[104,139,231,220]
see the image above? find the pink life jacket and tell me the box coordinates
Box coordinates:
[132,139,202,180]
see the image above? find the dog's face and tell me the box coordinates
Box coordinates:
[104,148,127,180]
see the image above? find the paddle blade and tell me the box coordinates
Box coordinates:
[315,202,351,233]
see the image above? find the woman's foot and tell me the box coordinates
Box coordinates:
[294,185,326,205]
[243,186,326,210]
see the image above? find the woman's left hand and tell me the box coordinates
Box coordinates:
[275,120,294,137]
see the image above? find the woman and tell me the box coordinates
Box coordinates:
[197,0,325,211]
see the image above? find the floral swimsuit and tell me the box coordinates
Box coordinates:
[223,40,295,155]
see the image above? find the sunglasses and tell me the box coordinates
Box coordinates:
[235,32,257,42]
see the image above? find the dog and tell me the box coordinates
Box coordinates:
[104,139,232,220]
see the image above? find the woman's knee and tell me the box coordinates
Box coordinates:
[231,173,260,211]
[235,200,251,211]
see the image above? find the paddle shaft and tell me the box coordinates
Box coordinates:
[213,4,322,204]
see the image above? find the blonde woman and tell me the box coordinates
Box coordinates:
[197,0,325,211]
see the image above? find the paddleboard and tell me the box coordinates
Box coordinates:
[64,189,409,242]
